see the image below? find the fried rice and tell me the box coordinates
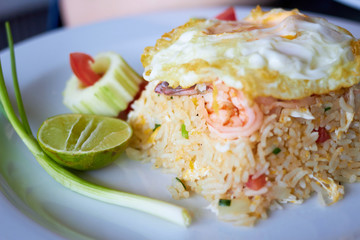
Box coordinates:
[126,81,360,226]
[125,7,360,226]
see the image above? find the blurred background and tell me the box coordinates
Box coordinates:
[0,0,360,50]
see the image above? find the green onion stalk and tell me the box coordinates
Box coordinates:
[0,22,191,227]
[0,101,5,117]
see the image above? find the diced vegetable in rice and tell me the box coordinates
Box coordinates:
[127,82,360,226]
[126,6,360,226]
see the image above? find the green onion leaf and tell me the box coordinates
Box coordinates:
[219,199,231,207]
[324,106,331,112]
[181,123,189,139]
[5,22,32,136]
[153,123,161,132]
[0,101,6,118]
[176,177,186,190]
[272,147,281,155]
[0,22,191,227]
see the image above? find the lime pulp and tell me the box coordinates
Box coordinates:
[37,113,132,170]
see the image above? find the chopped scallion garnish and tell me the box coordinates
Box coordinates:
[324,106,331,112]
[181,123,189,139]
[218,199,231,207]
[176,177,186,190]
[272,147,281,155]
[153,123,161,132]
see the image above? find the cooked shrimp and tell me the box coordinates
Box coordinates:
[199,81,263,139]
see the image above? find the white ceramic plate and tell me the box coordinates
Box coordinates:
[1,6,360,240]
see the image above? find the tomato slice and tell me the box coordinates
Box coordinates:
[70,52,102,87]
[215,7,237,21]
[245,174,267,190]
[118,80,148,120]
[315,127,331,143]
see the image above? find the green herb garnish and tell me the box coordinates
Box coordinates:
[181,123,189,139]
[0,101,5,118]
[0,22,191,227]
[324,106,331,112]
[153,123,161,131]
[6,22,32,135]
[272,147,281,155]
[219,199,231,207]
[176,177,186,190]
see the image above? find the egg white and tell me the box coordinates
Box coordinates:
[142,7,360,100]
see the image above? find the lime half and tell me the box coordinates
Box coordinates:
[37,114,132,170]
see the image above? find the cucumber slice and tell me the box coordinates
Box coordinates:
[63,52,143,116]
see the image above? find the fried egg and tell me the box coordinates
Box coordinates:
[141,6,360,101]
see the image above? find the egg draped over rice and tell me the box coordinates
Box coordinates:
[129,7,360,226]
[141,6,360,101]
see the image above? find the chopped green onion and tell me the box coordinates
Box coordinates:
[170,96,173,99]
[176,177,186,190]
[181,123,189,139]
[272,147,281,155]
[324,106,331,112]
[219,199,231,207]
[0,22,191,227]
[153,123,161,131]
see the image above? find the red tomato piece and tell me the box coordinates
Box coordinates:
[118,80,148,120]
[245,174,267,191]
[315,127,331,143]
[70,52,102,87]
[215,7,237,21]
